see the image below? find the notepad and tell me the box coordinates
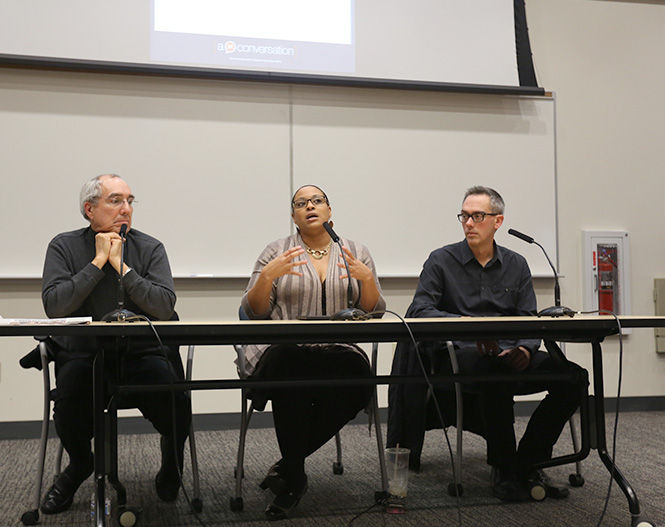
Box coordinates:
[0,317,92,326]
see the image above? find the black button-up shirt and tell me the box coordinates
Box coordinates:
[406,239,540,352]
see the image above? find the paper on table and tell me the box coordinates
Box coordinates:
[0,317,92,326]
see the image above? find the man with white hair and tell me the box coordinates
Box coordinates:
[39,174,191,514]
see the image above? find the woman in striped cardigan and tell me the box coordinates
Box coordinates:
[241,184,386,520]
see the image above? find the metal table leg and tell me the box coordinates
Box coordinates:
[591,340,644,522]
[93,350,106,527]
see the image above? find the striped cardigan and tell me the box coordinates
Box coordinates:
[240,232,386,375]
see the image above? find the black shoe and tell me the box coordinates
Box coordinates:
[491,467,529,502]
[155,468,180,502]
[259,461,287,496]
[155,435,183,502]
[265,475,308,521]
[525,469,570,501]
[40,473,78,514]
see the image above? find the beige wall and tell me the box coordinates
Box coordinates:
[524,0,665,393]
[2,0,665,423]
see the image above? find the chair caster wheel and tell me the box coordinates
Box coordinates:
[529,482,547,501]
[229,496,244,512]
[447,482,464,497]
[20,509,39,525]
[117,506,141,527]
[332,461,344,475]
[632,518,655,527]
[569,473,585,487]
[190,498,203,513]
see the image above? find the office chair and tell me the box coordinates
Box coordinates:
[19,337,202,527]
[430,341,585,498]
[228,307,388,512]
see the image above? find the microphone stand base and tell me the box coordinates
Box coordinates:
[102,309,137,322]
[537,306,576,318]
[331,308,368,321]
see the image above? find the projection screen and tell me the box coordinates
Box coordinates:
[0,0,541,94]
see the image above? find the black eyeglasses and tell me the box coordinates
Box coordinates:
[292,195,328,209]
[457,211,500,223]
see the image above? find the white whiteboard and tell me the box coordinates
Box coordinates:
[0,68,556,278]
[0,69,292,277]
[291,87,557,277]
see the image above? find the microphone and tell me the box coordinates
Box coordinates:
[322,222,339,243]
[507,228,533,244]
[322,222,367,321]
[102,224,137,322]
[507,228,575,317]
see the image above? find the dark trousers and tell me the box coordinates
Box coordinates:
[252,344,373,484]
[456,347,583,472]
[53,351,192,482]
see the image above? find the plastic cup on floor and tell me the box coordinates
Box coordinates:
[385,447,410,513]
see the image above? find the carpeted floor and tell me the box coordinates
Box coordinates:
[2,411,664,526]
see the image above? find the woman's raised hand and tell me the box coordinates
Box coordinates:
[337,246,372,282]
[262,246,307,281]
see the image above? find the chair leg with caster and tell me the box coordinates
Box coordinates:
[332,461,344,475]
[229,496,244,512]
[448,482,464,498]
[332,432,344,474]
[569,472,585,487]
[527,480,547,502]
[20,510,40,526]
[190,497,203,513]
[117,505,142,527]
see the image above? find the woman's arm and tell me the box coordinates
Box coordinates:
[338,245,385,315]
[245,245,306,317]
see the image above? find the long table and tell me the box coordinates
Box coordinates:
[5,315,664,527]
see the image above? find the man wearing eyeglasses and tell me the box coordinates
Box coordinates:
[388,185,581,503]
[39,174,191,515]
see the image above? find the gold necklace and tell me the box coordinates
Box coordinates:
[304,241,332,260]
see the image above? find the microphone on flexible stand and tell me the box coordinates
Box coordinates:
[507,228,575,317]
[102,224,137,322]
[322,221,367,321]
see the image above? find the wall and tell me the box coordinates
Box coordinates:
[1,0,665,423]
[0,72,558,278]
[524,0,665,393]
